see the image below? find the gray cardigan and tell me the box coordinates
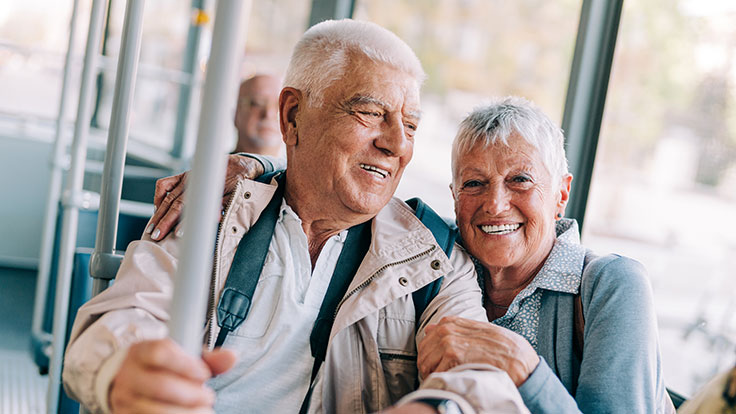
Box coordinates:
[518,253,669,413]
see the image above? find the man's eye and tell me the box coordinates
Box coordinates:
[462,180,483,188]
[405,123,417,131]
[358,110,382,117]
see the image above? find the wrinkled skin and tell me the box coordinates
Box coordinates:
[418,316,540,387]
[109,339,236,414]
[147,154,263,240]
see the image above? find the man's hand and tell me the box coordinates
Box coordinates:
[417,316,539,387]
[147,154,265,240]
[109,339,236,414]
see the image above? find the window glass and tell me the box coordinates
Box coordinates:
[353,0,582,217]
[0,0,88,132]
[583,0,736,395]
[94,0,193,152]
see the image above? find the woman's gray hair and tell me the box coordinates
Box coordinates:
[451,96,569,179]
[283,19,426,104]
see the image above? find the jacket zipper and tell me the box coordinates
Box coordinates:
[332,245,437,320]
[205,181,242,349]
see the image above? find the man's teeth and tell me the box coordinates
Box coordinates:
[480,223,521,235]
[360,163,388,178]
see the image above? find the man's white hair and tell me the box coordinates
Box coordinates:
[451,96,569,180]
[284,19,426,104]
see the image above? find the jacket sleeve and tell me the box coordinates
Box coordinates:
[236,152,287,173]
[518,255,667,414]
[62,236,180,413]
[402,246,530,414]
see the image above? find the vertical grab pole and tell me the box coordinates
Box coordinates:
[80,5,146,413]
[46,0,107,411]
[89,0,146,296]
[168,0,249,354]
[561,0,624,228]
[31,0,81,352]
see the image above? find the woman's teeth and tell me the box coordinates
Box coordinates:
[480,223,521,235]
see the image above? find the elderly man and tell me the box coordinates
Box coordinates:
[63,19,527,414]
[232,74,282,156]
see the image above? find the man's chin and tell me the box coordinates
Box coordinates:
[343,192,393,217]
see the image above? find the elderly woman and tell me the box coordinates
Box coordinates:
[417,96,672,413]
[148,97,672,413]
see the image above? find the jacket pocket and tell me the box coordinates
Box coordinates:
[228,273,282,339]
[377,307,417,403]
[379,352,418,403]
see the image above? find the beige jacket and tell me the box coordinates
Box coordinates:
[63,178,529,414]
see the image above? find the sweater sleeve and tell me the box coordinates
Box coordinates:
[519,255,666,414]
[518,357,582,413]
[575,255,666,413]
[236,153,286,174]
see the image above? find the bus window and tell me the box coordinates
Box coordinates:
[582,0,736,396]
[353,0,583,217]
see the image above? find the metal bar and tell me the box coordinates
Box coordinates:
[31,0,81,355]
[308,0,355,26]
[89,0,146,294]
[561,0,624,229]
[91,0,114,128]
[46,0,108,411]
[168,0,249,355]
[171,0,208,159]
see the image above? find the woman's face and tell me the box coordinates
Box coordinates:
[452,134,571,275]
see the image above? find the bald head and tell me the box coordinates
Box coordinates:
[233,74,282,156]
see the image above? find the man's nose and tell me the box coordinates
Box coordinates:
[374,117,412,157]
[261,103,278,121]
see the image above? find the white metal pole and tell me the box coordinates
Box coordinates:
[90,0,146,295]
[47,0,107,412]
[168,0,250,355]
[31,0,81,350]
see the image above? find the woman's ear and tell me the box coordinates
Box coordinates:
[279,87,302,146]
[556,174,573,216]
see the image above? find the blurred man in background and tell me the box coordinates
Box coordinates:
[232,74,282,156]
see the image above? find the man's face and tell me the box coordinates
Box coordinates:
[234,75,282,150]
[286,56,421,217]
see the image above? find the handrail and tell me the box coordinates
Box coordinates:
[0,41,202,88]
[31,0,82,356]
[89,0,146,298]
[46,0,108,411]
[167,0,249,355]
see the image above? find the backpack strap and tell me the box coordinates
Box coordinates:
[405,198,458,330]
[255,170,281,184]
[572,250,595,361]
[214,173,285,347]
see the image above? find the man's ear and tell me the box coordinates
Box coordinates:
[279,87,302,146]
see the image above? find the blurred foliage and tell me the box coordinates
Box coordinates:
[600,0,736,188]
[354,0,581,121]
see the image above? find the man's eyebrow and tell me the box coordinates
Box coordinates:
[344,95,387,110]
[405,110,422,122]
[344,95,423,121]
